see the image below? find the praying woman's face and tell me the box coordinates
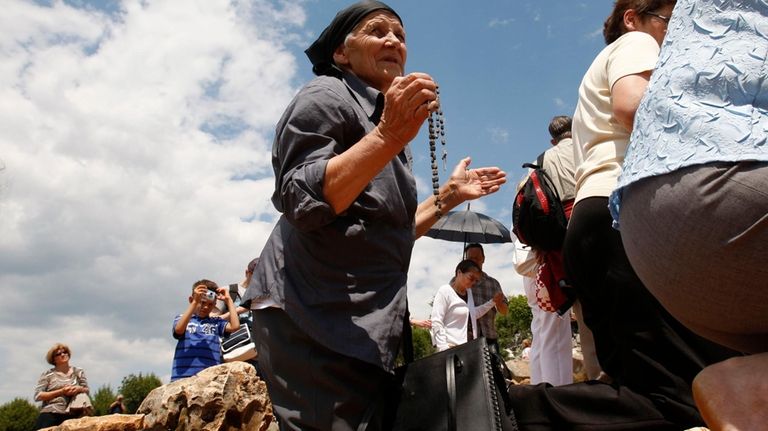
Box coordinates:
[333,11,407,92]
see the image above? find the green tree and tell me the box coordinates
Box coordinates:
[495,294,532,359]
[411,326,435,360]
[118,373,162,414]
[0,397,38,431]
[91,384,116,416]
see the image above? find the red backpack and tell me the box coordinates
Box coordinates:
[512,152,568,251]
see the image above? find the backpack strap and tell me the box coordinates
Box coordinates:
[530,151,563,202]
[521,151,547,170]
[73,367,84,385]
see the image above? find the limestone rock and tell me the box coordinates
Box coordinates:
[39,414,144,431]
[505,359,530,384]
[138,361,277,431]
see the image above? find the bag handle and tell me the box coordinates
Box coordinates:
[445,354,461,431]
[522,152,564,204]
[73,367,84,386]
[402,307,414,363]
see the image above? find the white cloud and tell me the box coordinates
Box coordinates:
[487,126,510,145]
[587,27,603,41]
[0,0,303,403]
[488,17,515,28]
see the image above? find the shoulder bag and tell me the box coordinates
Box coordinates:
[65,368,93,416]
[221,323,257,362]
[362,315,518,431]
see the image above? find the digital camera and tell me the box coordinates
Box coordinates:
[204,289,217,302]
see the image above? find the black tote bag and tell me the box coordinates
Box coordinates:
[358,312,518,431]
[390,336,518,431]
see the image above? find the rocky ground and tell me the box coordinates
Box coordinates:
[41,358,710,431]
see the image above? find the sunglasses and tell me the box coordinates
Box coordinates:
[644,11,670,24]
[54,350,69,357]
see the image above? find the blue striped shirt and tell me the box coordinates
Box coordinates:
[171,314,228,381]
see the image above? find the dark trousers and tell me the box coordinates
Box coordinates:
[251,308,397,431]
[507,197,738,430]
[34,412,72,430]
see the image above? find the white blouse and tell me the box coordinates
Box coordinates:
[430,284,496,351]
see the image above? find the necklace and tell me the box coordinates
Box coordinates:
[427,87,447,219]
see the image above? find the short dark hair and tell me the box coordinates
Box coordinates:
[192,279,218,293]
[603,0,677,44]
[464,243,484,258]
[455,259,481,275]
[548,115,572,142]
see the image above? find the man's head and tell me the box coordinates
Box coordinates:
[464,243,485,270]
[190,279,219,317]
[305,1,404,91]
[548,115,572,146]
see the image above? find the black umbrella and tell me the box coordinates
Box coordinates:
[424,203,512,247]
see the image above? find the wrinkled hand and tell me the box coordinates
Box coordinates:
[377,72,438,149]
[449,157,506,201]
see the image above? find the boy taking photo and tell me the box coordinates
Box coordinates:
[171,279,239,381]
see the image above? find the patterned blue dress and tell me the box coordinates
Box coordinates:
[611,0,768,223]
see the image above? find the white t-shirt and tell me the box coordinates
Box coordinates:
[572,31,660,202]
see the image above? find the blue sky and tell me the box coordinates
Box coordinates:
[0,0,610,403]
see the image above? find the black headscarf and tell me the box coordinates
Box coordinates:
[305,0,402,77]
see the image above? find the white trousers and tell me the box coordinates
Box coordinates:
[523,276,573,386]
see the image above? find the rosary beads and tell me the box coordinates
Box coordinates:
[427,87,447,219]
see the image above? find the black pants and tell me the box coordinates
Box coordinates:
[251,308,397,431]
[507,197,738,430]
[34,412,73,430]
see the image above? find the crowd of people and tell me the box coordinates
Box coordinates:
[34,0,766,430]
[505,0,766,430]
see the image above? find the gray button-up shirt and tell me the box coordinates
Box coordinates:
[244,71,417,371]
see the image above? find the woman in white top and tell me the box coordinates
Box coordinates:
[430,259,496,352]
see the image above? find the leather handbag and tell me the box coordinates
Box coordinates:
[390,337,518,431]
[221,324,257,362]
[66,392,93,416]
[64,367,93,416]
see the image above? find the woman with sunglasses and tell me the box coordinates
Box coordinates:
[33,343,90,430]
